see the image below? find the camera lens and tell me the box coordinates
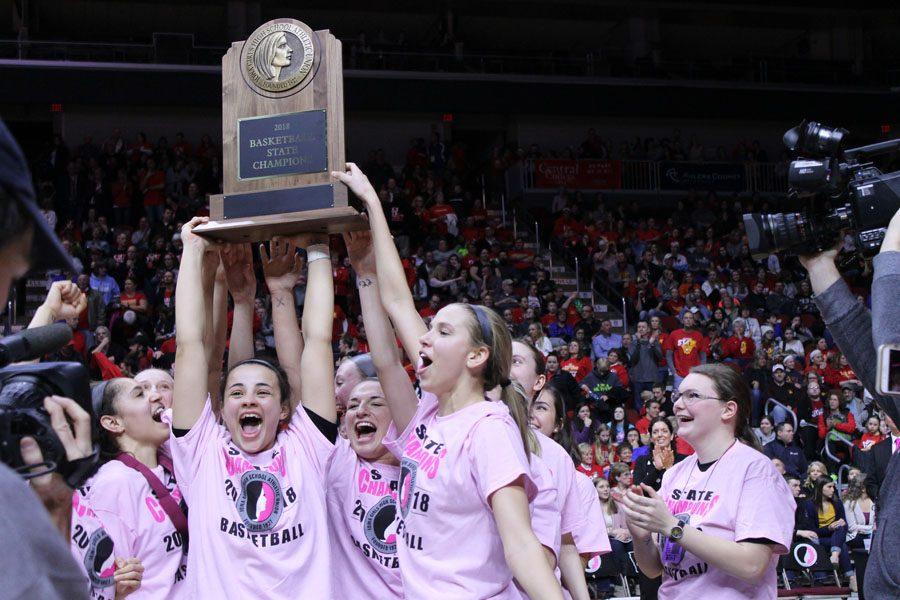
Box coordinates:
[743,212,814,257]
[783,120,847,158]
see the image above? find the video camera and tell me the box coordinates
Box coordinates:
[0,362,96,485]
[743,120,900,257]
[0,324,97,486]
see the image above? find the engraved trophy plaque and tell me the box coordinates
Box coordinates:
[195,18,366,242]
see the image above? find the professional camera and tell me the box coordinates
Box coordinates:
[0,362,96,486]
[743,120,900,257]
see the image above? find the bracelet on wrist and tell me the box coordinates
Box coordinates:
[306,243,330,264]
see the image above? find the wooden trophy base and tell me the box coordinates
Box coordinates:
[194,184,368,242]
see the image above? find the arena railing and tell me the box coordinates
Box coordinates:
[823,435,855,466]
[520,159,788,194]
[764,398,799,434]
[4,36,899,87]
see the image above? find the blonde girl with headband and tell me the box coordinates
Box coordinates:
[167,220,339,598]
[333,164,563,599]
[614,364,795,598]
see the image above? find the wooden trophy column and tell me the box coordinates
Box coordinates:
[196,19,366,242]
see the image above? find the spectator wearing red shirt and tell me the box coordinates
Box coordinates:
[720,319,756,369]
[139,156,166,225]
[119,277,148,315]
[110,168,134,226]
[418,294,441,319]
[607,348,630,389]
[634,399,662,438]
[560,340,593,382]
[856,415,885,451]
[665,311,709,389]
[332,254,351,295]
[576,443,604,480]
[805,349,828,380]
[823,353,859,388]
[540,300,559,328]
[817,392,857,441]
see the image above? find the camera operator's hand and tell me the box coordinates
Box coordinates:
[880,206,900,253]
[19,395,92,538]
[799,239,843,296]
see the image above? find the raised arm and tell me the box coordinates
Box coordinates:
[207,259,228,406]
[173,217,219,429]
[344,230,418,432]
[332,163,426,364]
[260,237,305,411]
[295,234,336,423]
[221,243,257,369]
[28,280,87,329]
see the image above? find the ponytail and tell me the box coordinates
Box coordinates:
[504,381,539,459]
[460,303,534,460]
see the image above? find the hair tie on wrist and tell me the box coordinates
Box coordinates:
[306,243,330,264]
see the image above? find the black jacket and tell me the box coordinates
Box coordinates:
[633,447,686,491]
[763,439,808,478]
[857,436,893,508]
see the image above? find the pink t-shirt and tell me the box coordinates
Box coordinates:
[528,448,560,564]
[71,476,113,599]
[384,392,538,599]
[86,460,186,599]
[571,472,611,558]
[657,441,795,599]
[165,399,334,598]
[535,432,610,556]
[326,437,403,598]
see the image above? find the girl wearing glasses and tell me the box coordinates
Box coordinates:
[613,364,795,599]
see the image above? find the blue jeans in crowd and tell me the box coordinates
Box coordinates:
[815,525,854,577]
[750,387,764,426]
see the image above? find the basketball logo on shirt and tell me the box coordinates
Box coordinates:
[84,528,116,588]
[236,470,284,532]
[363,496,400,554]
[677,337,697,355]
[398,457,419,518]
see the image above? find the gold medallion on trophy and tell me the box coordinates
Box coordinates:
[241,21,315,95]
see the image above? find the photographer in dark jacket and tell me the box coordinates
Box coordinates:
[799,207,900,599]
[0,120,91,599]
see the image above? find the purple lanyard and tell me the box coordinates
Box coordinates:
[116,452,188,538]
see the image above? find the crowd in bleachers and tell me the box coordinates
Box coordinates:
[28,125,889,596]
[519,129,778,163]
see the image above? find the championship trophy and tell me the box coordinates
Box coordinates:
[195,18,366,242]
